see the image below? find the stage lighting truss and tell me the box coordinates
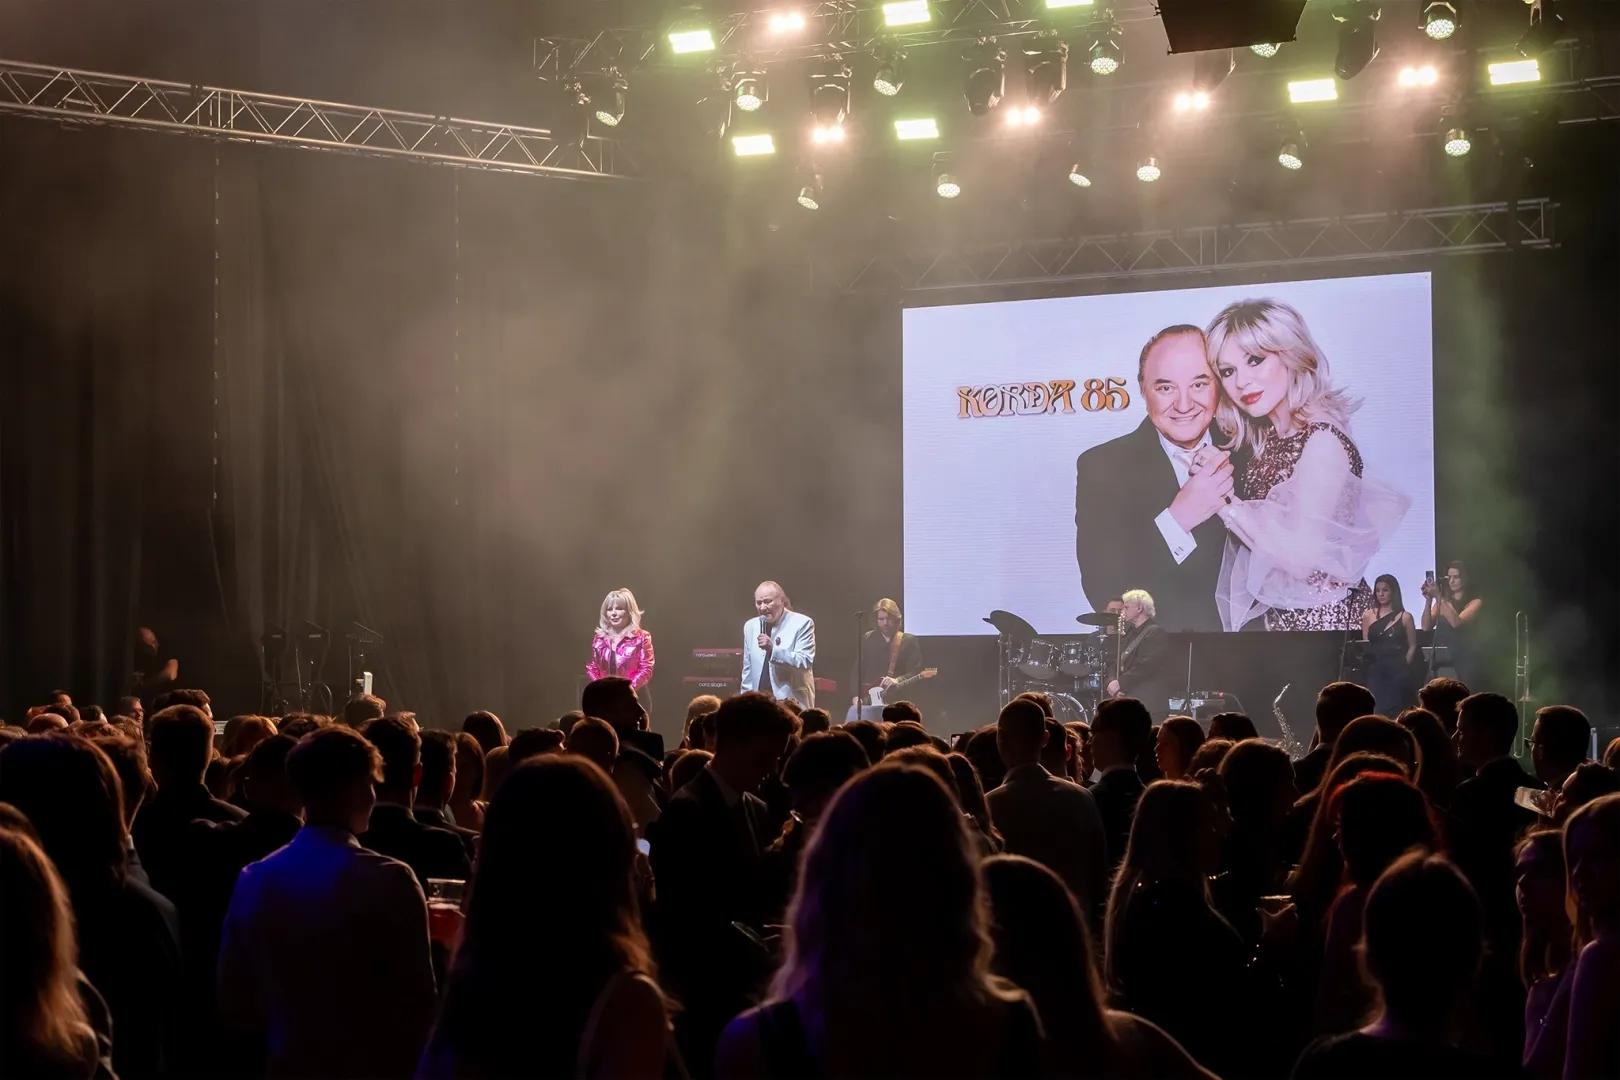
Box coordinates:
[1087,21,1123,76]
[1333,0,1381,81]
[1518,0,1564,60]
[963,36,1007,116]
[809,56,852,139]
[732,67,767,112]
[1422,2,1457,41]
[873,41,907,96]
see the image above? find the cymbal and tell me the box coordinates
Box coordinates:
[984,610,1040,641]
[1076,612,1121,628]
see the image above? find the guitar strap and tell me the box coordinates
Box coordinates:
[886,631,905,678]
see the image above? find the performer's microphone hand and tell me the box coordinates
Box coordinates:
[757,633,771,650]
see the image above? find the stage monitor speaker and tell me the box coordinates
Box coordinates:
[1157,0,1308,54]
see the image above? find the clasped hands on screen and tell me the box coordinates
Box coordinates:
[1169,449,1235,532]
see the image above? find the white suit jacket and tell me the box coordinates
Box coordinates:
[740,610,816,708]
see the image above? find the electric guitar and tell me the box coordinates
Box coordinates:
[861,668,938,706]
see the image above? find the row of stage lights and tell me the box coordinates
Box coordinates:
[569,0,1566,208]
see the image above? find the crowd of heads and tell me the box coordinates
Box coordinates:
[2,671,1618,1080]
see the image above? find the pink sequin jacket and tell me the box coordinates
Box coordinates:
[586,629,655,689]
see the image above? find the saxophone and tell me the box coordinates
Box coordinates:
[1272,683,1305,759]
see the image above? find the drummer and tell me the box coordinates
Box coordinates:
[1099,599,1125,635]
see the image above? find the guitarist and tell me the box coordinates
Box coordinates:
[847,598,924,724]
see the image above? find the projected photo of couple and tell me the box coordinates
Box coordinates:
[1074,298,1411,633]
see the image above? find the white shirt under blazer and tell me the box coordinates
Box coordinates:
[739,610,817,708]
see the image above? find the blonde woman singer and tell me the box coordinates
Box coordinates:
[586,589,655,690]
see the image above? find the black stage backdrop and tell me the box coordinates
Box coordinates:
[1,2,1616,736]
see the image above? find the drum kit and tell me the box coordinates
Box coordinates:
[985,609,1121,725]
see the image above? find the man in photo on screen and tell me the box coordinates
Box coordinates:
[1074,324,1232,632]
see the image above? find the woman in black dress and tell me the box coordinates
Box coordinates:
[1361,574,1416,716]
[1421,560,1482,688]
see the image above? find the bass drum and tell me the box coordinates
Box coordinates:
[1018,639,1063,681]
[1049,692,1090,725]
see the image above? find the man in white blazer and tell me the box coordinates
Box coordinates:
[740,580,816,709]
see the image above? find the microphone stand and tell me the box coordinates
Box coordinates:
[854,609,866,721]
[1336,586,1358,683]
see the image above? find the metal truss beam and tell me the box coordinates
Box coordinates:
[536,0,1160,79]
[0,59,641,181]
[813,199,1555,293]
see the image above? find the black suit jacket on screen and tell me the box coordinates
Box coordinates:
[1075,418,1226,632]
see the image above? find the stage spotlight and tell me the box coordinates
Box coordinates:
[1489,58,1540,85]
[1251,42,1280,57]
[733,70,767,112]
[1516,0,1563,59]
[1005,105,1041,126]
[809,58,851,129]
[1397,65,1438,87]
[668,18,716,55]
[1067,163,1093,187]
[797,172,822,210]
[1173,91,1211,112]
[1193,49,1235,94]
[883,0,931,27]
[1422,2,1457,40]
[1288,78,1338,103]
[592,69,628,126]
[732,133,775,156]
[1024,37,1069,106]
[1046,0,1093,8]
[768,10,806,33]
[936,173,960,198]
[564,77,590,111]
[1278,135,1305,169]
[894,117,939,140]
[811,123,846,144]
[873,43,907,96]
[963,37,1007,116]
[1136,155,1161,182]
[1087,22,1123,75]
[1332,0,1381,81]
[1443,126,1471,157]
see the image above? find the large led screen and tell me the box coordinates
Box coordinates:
[903,272,1435,635]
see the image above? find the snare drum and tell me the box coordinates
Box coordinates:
[1058,640,1100,677]
[1018,639,1062,681]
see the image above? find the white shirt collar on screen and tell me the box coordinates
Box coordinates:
[1156,430,1212,487]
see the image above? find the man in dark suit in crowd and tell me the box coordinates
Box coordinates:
[413,730,479,863]
[986,698,1111,923]
[1449,691,1541,1071]
[133,705,248,899]
[1292,681,1378,796]
[1104,589,1175,720]
[583,676,666,830]
[1075,324,1233,633]
[357,716,472,887]
[648,692,796,1078]
[1089,697,1153,869]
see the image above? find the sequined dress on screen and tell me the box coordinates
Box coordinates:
[1216,421,1409,632]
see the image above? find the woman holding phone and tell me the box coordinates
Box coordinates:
[1421,561,1481,686]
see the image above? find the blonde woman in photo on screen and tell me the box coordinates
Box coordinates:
[1203,299,1410,632]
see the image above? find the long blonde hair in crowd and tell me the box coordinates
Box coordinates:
[1204,298,1359,457]
[596,588,643,640]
